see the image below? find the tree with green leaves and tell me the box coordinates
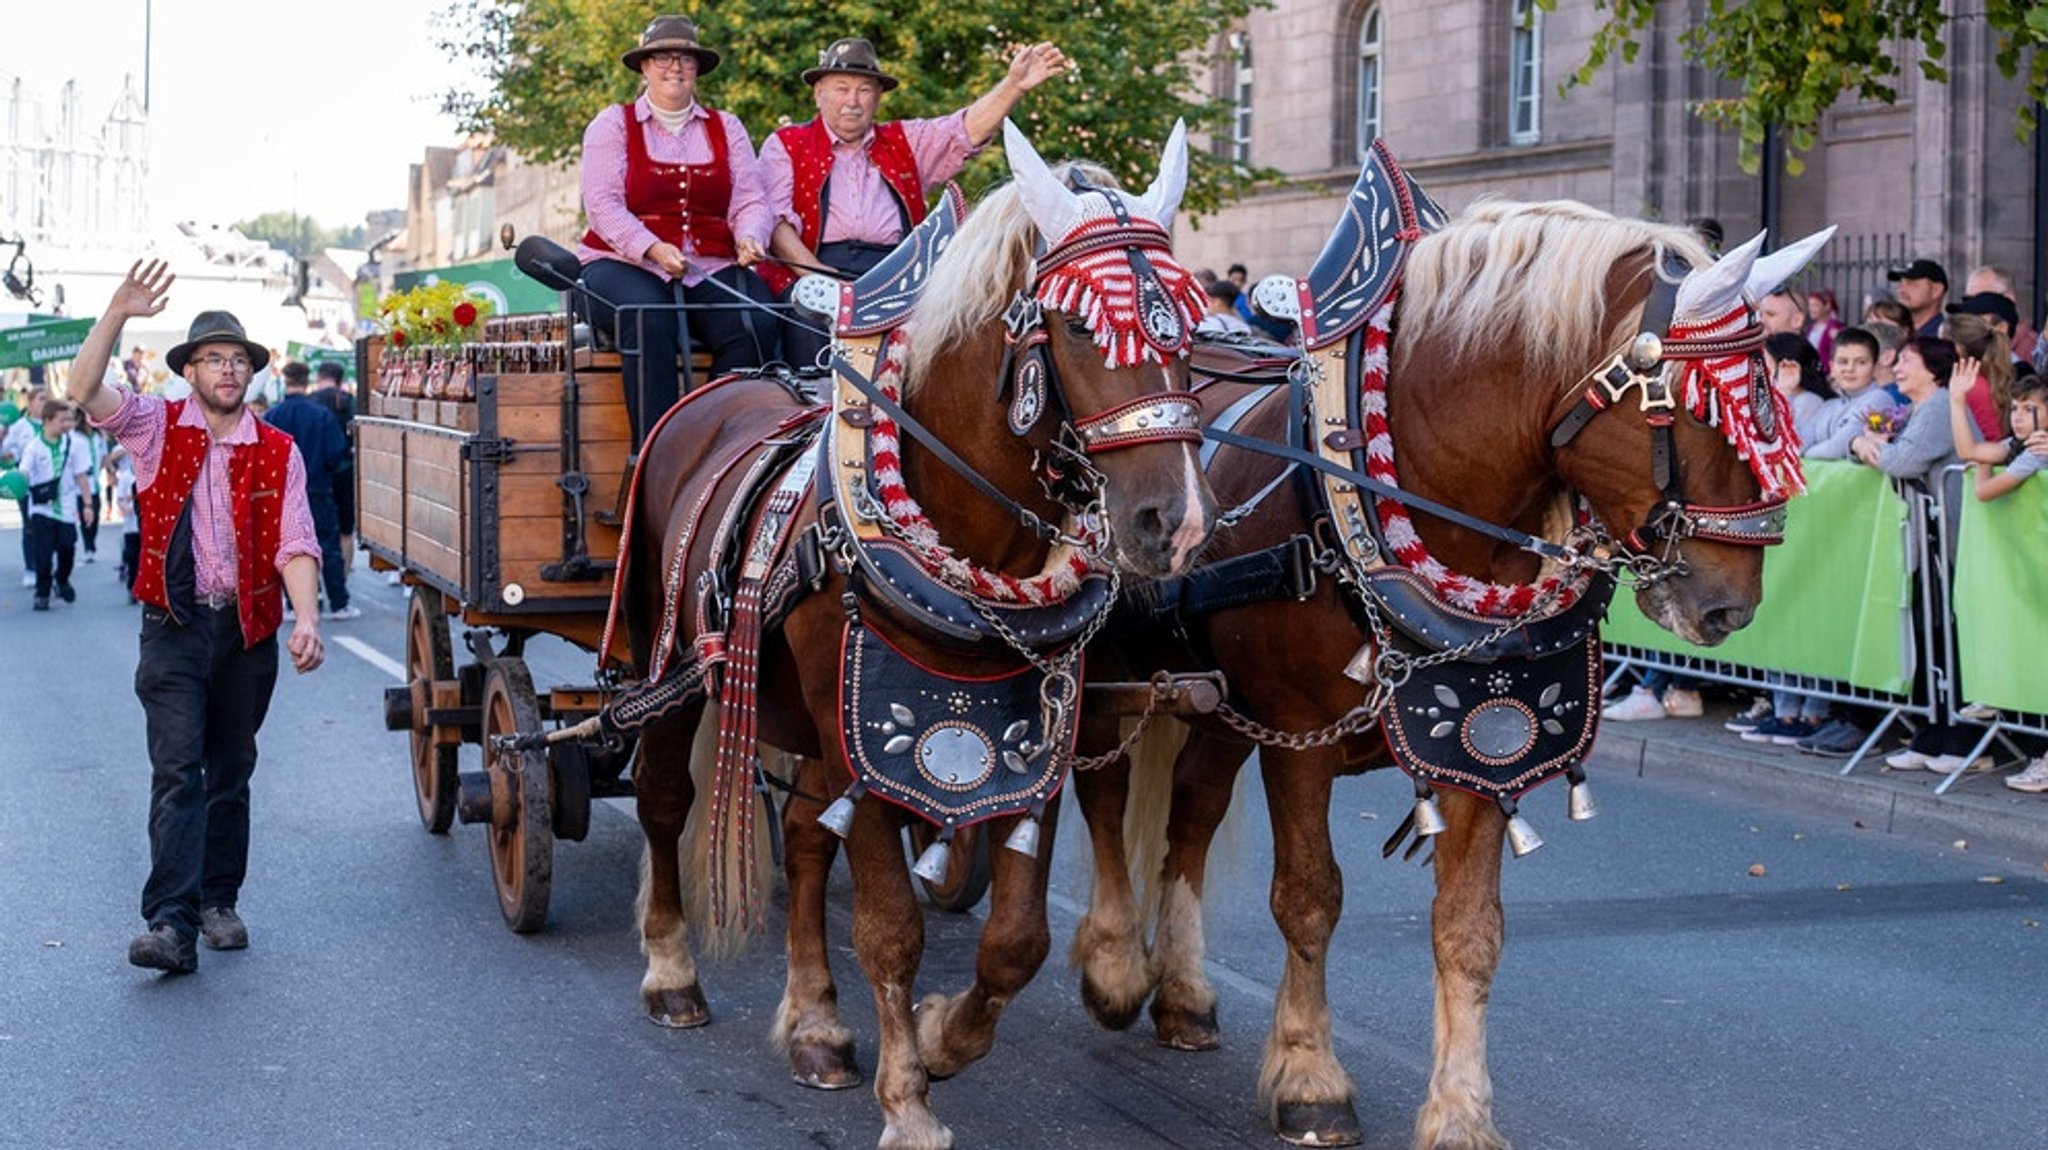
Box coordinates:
[235,213,370,260]
[431,0,1268,218]
[1563,0,2048,174]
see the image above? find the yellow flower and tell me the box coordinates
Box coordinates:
[376,280,494,349]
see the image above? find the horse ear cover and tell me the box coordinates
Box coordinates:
[1742,226,1838,305]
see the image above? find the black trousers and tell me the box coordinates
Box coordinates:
[26,515,75,597]
[77,490,100,555]
[308,491,348,610]
[580,259,780,444]
[780,241,895,371]
[134,603,280,940]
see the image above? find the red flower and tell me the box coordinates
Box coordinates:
[391,330,408,347]
[452,301,478,327]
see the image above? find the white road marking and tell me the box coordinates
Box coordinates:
[334,635,406,681]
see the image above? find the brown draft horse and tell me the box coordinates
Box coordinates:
[618,123,1216,1149]
[1067,200,1832,1149]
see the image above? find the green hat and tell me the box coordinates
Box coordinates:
[0,401,19,427]
[0,469,28,501]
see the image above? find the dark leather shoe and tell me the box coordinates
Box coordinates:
[128,924,197,973]
[55,582,75,603]
[200,907,248,950]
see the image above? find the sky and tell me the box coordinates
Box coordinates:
[7,0,480,230]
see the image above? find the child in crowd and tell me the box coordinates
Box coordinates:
[1949,368,2048,502]
[106,443,141,603]
[19,398,94,610]
[1946,312,2018,444]
[1765,331,1835,446]
[1947,371,2048,791]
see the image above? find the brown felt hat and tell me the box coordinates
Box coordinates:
[622,15,721,75]
[803,37,899,92]
[166,311,269,375]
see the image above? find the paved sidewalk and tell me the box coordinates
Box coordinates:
[1588,697,2048,870]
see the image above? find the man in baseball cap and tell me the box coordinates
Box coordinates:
[1887,258,1949,338]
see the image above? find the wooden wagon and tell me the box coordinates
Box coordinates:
[358,320,646,932]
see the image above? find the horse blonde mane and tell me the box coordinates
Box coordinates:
[1396,199,1711,389]
[904,160,1119,389]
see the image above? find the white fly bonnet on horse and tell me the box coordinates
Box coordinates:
[1666,226,1837,500]
[1005,119,1206,369]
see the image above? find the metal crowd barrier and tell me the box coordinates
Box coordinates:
[1931,463,2047,794]
[1601,458,2045,789]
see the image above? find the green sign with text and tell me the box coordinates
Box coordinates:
[0,317,94,369]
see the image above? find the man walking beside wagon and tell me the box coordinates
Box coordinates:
[66,259,330,976]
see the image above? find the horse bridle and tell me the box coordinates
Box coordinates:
[995,184,1205,507]
[829,202,1203,549]
[1546,253,1787,587]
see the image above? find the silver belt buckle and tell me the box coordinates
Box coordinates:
[200,590,235,610]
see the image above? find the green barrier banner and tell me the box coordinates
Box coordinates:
[1953,469,2048,714]
[393,257,559,317]
[0,316,94,369]
[1601,459,1912,693]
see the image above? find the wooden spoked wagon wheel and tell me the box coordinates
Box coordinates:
[481,657,553,933]
[405,587,459,833]
[905,821,992,913]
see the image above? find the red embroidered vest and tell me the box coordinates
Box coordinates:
[759,118,927,294]
[581,102,738,265]
[132,400,294,648]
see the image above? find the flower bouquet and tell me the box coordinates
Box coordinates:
[1864,404,1911,437]
[375,280,493,399]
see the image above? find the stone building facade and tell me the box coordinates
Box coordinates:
[1173,0,2041,320]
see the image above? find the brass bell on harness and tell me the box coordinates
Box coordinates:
[1566,764,1599,822]
[1410,777,1448,838]
[816,781,865,839]
[1003,816,1041,859]
[911,834,953,883]
[1500,796,1544,858]
[1003,798,1047,858]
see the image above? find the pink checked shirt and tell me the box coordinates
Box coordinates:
[93,388,322,599]
[759,112,978,246]
[576,97,776,287]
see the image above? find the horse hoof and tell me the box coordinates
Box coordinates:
[1274,1099,1363,1147]
[1079,975,1144,1031]
[644,984,710,1029]
[789,1040,862,1090]
[1150,1004,1221,1052]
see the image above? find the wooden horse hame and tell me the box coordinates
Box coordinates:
[579,121,1218,1148]
[1067,149,1833,1149]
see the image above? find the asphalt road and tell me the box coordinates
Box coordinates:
[2,538,2043,1150]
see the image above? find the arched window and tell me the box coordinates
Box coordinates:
[1508,0,1542,144]
[1356,5,1383,159]
[1231,33,1254,166]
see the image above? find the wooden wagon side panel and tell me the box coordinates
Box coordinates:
[405,428,467,587]
[470,369,630,610]
[357,419,407,564]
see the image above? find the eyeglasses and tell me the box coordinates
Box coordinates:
[195,354,253,373]
[646,51,696,72]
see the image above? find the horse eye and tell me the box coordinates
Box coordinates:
[1063,319,1092,339]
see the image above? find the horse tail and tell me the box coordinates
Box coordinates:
[678,706,782,961]
[1121,716,1189,922]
